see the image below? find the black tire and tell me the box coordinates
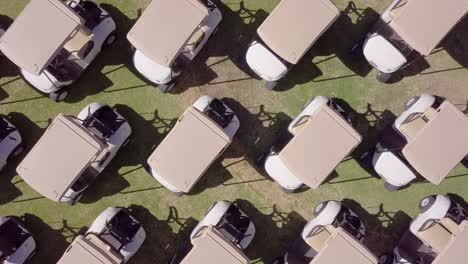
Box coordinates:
[282,187,295,194]
[265,81,278,91]
[175,191,184,197]
[376,72,393,83]
[102,31,117,49]
[384,181,401,192]
[8,144,25,160]
[159,81,175,93]
[419,196,436,213]
[314,201,328,216]
[49,89,68,102]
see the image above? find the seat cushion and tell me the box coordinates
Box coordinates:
[417,223,452,253]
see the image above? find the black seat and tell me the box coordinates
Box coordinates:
[83,106,124,139]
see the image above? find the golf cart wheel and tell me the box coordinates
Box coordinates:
[159,81,175,93]
[103,31,117,49]
[384,181,400,192]
[49,89,68,102]
[376,72,393,83]
[122,134,132,148]
[265,81,278,91]
[405,96,420,110]
[174,191,184,197]
[8,144,25,160]
[314,201,328,216]
[281,187,295,194]
[419,196,436,213]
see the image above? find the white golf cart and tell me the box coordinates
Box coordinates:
[0,216,36,264]
[380,194,468,264]
[371,94,468,191]
[0,114,24,172]
[0,0,117,101]
[127,0,222,93]
[58,207,145,264]
[245,0,339,90]
[147,95,240,195]
[190,201,256,250]
[16,103,131,205]
[273,200,376,264]
[173,226,251,264]
[362,0,468,82]
[264,96,362,192]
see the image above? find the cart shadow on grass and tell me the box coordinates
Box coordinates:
[233,199,307,263]
[342,199,412,257]
[127,205,198,264]
[21,214,85,264]
[80,104,178,204]
[275,1,380,91]
[0,112,45,205]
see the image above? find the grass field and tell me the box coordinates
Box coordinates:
[1,0,467,263]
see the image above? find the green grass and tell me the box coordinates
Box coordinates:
[1,0,468,263]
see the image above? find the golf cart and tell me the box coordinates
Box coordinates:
[146,95,239,195]
[58,207,146,264]
[16,103,131,205]
[361,0,468,82]
[0,216,36,264]
[0,0,117,102]
[0,114,24,172]
[371,94,468,191]
[379,194,468,264]
[190,201,256,250]
[245,0,339,90]
[273,200,376,264]
[127,0,222,93]
[264,96,362,192]
[173,226,251,264]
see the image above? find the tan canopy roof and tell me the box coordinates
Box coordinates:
[16,114,104,201]
[257,0,339,64]
[389,0,468,55]
[279,105,362,189]
[127,0,209,67]
[147,107,230,193]
[0,0,84,75]
[57,234,123,264]
[433,221,468,263]
[181,227,250,264]
[310,227,378,264]
[402,101,468,185]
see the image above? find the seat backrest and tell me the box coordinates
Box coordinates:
[305,226,332,252]
[64,29,92,59]
[400,114,427,140]
[185,28,205,53]
[439,217,459,234]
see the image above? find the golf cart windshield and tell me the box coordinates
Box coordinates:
[0,219,29,261]
[127,0,209,67]
[257,0,339,64]
[389,0,468,55]
[0,0,85,75]
[99,210,141,251]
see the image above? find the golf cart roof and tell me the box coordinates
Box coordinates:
[147,106,230,193]
[0,0,84,75]
[181,227,250,264]
[389,0,468,55]
[17,114,104,201]
[402,101,468,184]
[310,227,378,264]
[257,0,339,64]
[127,0,209,67]
[57,234,123,264]
[279,105,362,189]
[433,220,468,263]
